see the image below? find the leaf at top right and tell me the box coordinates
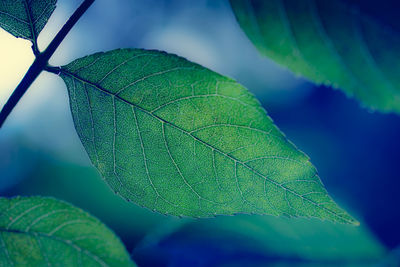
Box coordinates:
[229,0,400,113]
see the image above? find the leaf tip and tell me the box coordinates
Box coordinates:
[352,219,361,226]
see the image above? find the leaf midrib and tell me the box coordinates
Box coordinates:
[60,69,354,224]
[23,0,36,42]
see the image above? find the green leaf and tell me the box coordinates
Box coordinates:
[0,196,135,267]
[135,215,386,265]
[229,0,400,113]
[0,0,56,44]
[59,48,356,224]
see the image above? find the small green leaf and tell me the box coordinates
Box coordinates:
[229,0,400,113]
[0,196,135,266]
[59,48,356,224]
[0,0,56,44]
[135,215,386,265]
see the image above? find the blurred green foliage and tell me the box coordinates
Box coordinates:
[230,0,400,113]
[134,214,386,266]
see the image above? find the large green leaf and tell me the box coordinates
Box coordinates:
[0,0,56,45]
[134,215,386,266]
[59,48,356,224]
[229,0,400,113]
[0,196,135,266]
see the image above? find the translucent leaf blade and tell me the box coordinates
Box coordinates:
[229,0,400,113]
[0,196,135,266]
[0,0,57,43]
[59,48,357,224]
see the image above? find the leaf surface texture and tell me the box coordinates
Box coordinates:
[0,0,56,44]
[230,0,400,113]
[59,48,356,224]
[0,196,134,267]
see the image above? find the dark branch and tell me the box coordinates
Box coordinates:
[0,0,95,128]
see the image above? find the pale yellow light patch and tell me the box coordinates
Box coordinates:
[0,29,35,107]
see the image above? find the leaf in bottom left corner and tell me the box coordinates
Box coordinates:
[0,196,135,267]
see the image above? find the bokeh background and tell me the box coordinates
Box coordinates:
[1,0,400,265]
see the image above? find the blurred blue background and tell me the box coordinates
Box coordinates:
[1,0,400,265]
